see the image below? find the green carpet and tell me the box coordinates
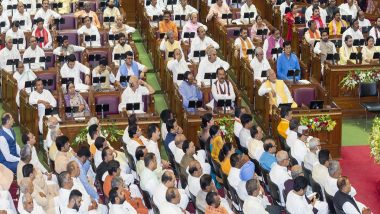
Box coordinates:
[342,119,371,146]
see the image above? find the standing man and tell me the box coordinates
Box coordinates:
[0,113,19,173]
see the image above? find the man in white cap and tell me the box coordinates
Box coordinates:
[290,126,309,165]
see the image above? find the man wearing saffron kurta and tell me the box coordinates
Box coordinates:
[276,41,301,81]
[277,107,293,139]
[159,11,178,40]
[258,69,297,113]
[74,2,101,28]
[234,27,255,60]
[305,20,321,46]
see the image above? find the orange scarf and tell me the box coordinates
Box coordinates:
[239,37,253,59]
[133,137,144,145]
[308,29,321,39]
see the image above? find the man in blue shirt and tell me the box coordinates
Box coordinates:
[259,138,277,171]
[164,118,183,156]
[179,71,203,112]
[276,41,301,81]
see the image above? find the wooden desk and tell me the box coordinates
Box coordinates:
[43,114,160,150]
[323,63,380,116]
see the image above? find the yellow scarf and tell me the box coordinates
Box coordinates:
[165,40,180,59]
[240,37,253,59]
[264,80,289,106]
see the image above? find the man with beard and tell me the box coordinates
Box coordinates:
[234,27,255,60]
[108,187,137,213]
[66,190,83,213]
[111,33,133,66]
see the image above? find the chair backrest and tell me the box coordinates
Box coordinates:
[324,189,336,214]
[359,82,379,98]
[293,87,316,107]
[175,162,188,189]
[59,14,76,30]
[151,197,160,214]
[228,186,243,211]
[45,51,56,68]
[268,178,282,206]
[141,189,152,209]
[211,158,222,179]
[58,30,80,46]
[251,158,262,177]
[310,177,324,201]
[278,135,287,151]
[301,162,312,185]
[121,142,136,172]
[259,164,270,186]
[94,94,120,115]
[36,71,57,91]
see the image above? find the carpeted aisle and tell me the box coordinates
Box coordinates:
[339,146,380,213]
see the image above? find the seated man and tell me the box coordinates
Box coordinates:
[357,10,371,29]
[205,192,231,213]
[305,0,327,23]
[146,0,164,20]
[313,30,337,67]
[118,76,155,113]
[263,28,284,61]
[110,15,136,45]
[196,47,229,86]
[0,36,21,73]
[325,160,357,197]
[167,48,189,86]
[23,36,46,71]
[206,0,231,25]
[280,0,292,18]
[250,47,271,82]
[269,150,291,205]
[304,20,321,46]
[31,17,52,50]
[244,178,280,214]
[187,160,204,196]
[197,174,233,213]
[6,21,26,50]
[333,176,370,214]
[74,2,101,28]
[92,57,116,89]
[33,0,61,28]
[310,6,326,28]
[259,138,277,171]
[247,125,264,160]
[277,107,292,139]
[181,12,207,41]
[140,153,160,196]
[77,16,101,47]
[54,135,74,174]
[234,27,255,60]
[102,0,120,29]
[328,10,348,36]
[28,78,57,133]
[112,33,133,66]
[291,126,309,165]
[276,41,301,81]
[286,119,299,148]
[240,0,258,24]
[153,170,189,210]
[258,69,297,109]
[178,71,203,112]
[116,51,148,87]
[312,149,331,188]
[188,26,219,63]
[160,187,185,212]
[0,4,10,34]
[173,0,197,26]
[53,36,85,56]
[0,113,20,173]
[339,35,358,65]
[304,138,320,171]
[159,31,182,60]
[159,11,178,40]
[108,187,137,213]
[338,0,359,19]
[60,54,91,91]
[13,61,37,107]
[341,18,364,42]
[369,16,380,39]
[210,67,235,109]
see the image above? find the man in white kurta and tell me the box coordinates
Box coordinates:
[28,78,57,133]
[145,0,164,18]
[13,62,36,106]
[250,47,271,82]
[77,16,101,47]
[2,0,18,17]
[338,0,359,19]
[269,151,291,206]
[0,37,21,73]
[240,0,258,24]
[6,23,26,50]
[196,47,229,86]
[118,76,155,113]
[341,20,364,42]
[0,5,10,33]
[23,36,46,71]
[369,17,380,39]
[291,126,309,165]
[210,67,235,109]
[189,26,219,63]
[111,33,133,66]
[153,170,189,210]
[12,2,32,32]
[60,54,91,91]
[33,0,61,28]
[167,48,189,85]
[140,154,160,196]
[53,37,85,56]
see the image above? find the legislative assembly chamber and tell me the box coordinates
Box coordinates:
[0,0,379,213]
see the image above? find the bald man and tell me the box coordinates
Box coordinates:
[269,150,291,206]
[258,69,297,111]
[250,47,271,81]
[118,76,155,113]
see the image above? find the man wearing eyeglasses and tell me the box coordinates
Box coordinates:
[250,47,271,82]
